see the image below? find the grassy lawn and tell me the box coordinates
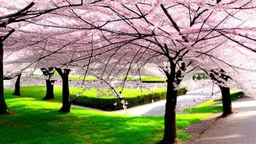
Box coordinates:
[183,100,222,114]
[123,76,166,83]
[68,75,97,81]
[0,89,214,144]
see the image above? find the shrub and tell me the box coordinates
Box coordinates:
[74,86,187,111]
[196,75,202,80]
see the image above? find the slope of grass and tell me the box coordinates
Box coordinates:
[183,100,223,114]
[1,90,212,144]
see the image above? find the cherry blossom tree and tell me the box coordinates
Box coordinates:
[210,69,233,116]
[198,68,234,116]
[2,0,256,143]
[50,1,256,143]
[0,0,84,114]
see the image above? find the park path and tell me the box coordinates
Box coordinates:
[190,96,256,144]
[72,86,221,116]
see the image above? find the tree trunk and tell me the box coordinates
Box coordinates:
[56,68,71,112]
[158,79,178,144]
[220,86,233,116]
[42,80,55,100]
[0,41,9,114]
[12,73,21,96]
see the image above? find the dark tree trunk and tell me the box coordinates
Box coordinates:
[12,73,21,96]
[220,86,233,116]
[42,80,55,100]
[0,41,9,114]
[56,68,71,112]
[158,76,178,144]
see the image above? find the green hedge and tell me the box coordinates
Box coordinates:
[74,86,187,111]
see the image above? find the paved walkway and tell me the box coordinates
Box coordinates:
[192,96,256,144]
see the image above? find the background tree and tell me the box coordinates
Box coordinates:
[12,72,22,96]
[0,0,83,114]
[199,68,234,116]
[41,67,56,100]
[210,69,233,116]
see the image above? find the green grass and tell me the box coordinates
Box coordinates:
[183,100,223,114]
[31,74,42,77]
[122,76,166,83]
[1,90,211,144]
[68,75,97,81]
[140,76,166,82]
